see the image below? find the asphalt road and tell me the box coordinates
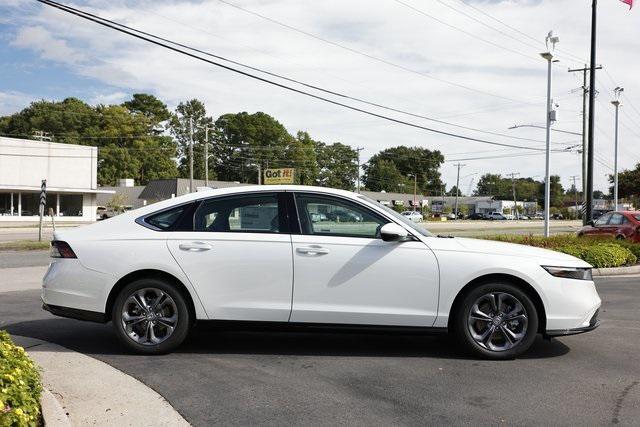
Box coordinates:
[1,256,638,426]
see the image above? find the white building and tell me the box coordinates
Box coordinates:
[0,136,113,222]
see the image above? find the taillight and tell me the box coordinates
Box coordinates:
[50,241,77,258]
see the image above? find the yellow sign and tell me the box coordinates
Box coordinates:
[264,168,295,184]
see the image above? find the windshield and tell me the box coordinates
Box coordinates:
[358,195,433,237]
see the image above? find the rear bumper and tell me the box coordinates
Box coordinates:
[42,301,107,323]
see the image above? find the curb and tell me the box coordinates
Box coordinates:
[11,335,190,427]
[592,265,640,277]
[40,388,71,427]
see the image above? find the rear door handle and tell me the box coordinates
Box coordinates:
[179,242,212,252]
[296,246,330,256]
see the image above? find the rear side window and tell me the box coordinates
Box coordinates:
[194,193,283,233]
[145,206,185,230]
[609,213,624,225]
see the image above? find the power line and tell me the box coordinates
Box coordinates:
[36,0,551,153]
[214,0,536,104]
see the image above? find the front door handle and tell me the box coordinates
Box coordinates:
[296,246,330,256]
[179,242,212,252]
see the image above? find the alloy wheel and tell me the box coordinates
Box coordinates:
[467,292,528,352]
[121,288,178,345]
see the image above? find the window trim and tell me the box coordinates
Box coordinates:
[136,201,197,231]
[293,192,391,239]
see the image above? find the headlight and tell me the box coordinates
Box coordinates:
[542,266,592,281]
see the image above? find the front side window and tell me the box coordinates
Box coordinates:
[194,193,282,233]
[609,213,624,225]
[295,194,386,238]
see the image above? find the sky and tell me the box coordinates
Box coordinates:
[1,0,639,194]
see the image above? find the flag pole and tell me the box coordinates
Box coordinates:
[586,0,597,223]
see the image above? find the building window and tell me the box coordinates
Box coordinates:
[60,194,83,217]
[0,192,16,216]
[20,192,40,216]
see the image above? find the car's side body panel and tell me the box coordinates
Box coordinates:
[290,234,439,326]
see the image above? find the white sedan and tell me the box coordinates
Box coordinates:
[42,186,601,359]
[401,210,423,222]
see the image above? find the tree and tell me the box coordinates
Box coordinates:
[169,99,214,181]
[0,96,178,186]
[362,159,409,192]
[362,146,444,194]
[315,141,358,190]
[122,93,171,133]
[447,185,461,197]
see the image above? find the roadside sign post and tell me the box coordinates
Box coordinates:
[39,179,46,242]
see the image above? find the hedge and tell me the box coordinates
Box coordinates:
[0,331,41,427]
[482,234,639,269]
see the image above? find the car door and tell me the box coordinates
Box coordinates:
[290,192,439,327]
[166,192,293,321]
[607,213,625,238]
[589,212,613,236]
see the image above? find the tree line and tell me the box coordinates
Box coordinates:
[0,94,444,193]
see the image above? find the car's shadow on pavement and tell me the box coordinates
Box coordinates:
[6,317,570,360]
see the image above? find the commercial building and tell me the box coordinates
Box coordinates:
[0,136,113,223]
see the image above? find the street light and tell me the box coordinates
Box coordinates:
[612,87,623,210]
[540,32,559,237]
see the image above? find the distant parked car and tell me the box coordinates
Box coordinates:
[551,213,564,220]
[310,212,328,222]
[486,212,507,221]
[577,211,640,242]
[326,209,362,222]
[446,213,457,220]
[504,213,515,220]
[401,211,423,222]
[518,215,530,220]
[466,212,486,220]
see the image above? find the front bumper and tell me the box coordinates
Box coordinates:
[545,309,600,337]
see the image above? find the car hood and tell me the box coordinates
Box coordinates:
[425,236,592,267]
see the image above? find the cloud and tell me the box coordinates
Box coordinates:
[11,25,86,64]
[3,0,640,192]
[89,91,130,105]
[0,91,33,116]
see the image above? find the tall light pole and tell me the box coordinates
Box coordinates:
[612,87,623,210]
[541,31,559,237]
[189,117,194,193]
[586,0,598,224]
[453,163,465,218]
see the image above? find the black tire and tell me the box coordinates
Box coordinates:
[452,282,539,360]
[112,278,191,355]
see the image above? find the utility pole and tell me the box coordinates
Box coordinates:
[257,164,262,185]
[355,147,364,193]
[540,31,558,238]
[204,126,213,187]
[586,0,598,224]
[453,163,465,218]
[189,117,194,193]
[568,64,602,223]
[570,175,580,218]
[612,87,623,210]
[407,174,417,211]
[507,172,520,219]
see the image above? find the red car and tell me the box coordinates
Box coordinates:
[578,211,640,243]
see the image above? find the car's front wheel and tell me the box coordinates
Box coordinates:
[453,282,539,360]
[112,278,191,354]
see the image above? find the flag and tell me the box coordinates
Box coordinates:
[621,0,633,9]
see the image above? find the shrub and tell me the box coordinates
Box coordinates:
[0,331,41,427]
[482,234,640,268]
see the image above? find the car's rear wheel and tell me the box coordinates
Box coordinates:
[453,282,538,360]
[112,278,191,354]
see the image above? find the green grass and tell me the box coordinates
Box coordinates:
[0,240,50,251]
[480,234,640,269]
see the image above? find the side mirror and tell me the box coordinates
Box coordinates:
[380,223,409,242]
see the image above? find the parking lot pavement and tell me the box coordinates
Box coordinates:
[1,258,638,426]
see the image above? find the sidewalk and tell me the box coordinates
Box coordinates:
[12,336,190,427]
